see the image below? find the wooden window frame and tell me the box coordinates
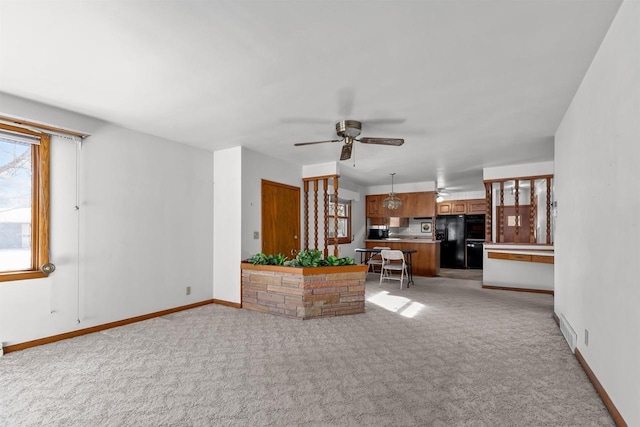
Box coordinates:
[327,198,352,245]
[0,124,50,282]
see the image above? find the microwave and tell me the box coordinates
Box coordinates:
[368,228,389,240]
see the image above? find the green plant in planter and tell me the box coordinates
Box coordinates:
[248,250,355,267]
[322,255,356,266]
[267,253,287,266]
[247,253,287,265]
[285,249,323,267]
[283,249,355,267]
[247,253,268,265]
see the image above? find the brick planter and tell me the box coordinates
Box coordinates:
[241,262,367,319]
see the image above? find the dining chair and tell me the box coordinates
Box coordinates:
[379,249,408,289]
[367,246,390,277]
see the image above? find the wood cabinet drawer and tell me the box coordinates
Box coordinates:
[488,252,553,264]
[488,252,531,262]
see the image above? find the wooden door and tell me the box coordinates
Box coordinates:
[261,180,300,257]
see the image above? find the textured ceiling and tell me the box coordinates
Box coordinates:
[0,0,622,190]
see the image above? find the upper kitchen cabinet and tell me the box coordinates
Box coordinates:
[366,195,381,217]
[437,199,486,215]
[369,217,386,226]
[366,192,435,218]
[465,199,486,214]
[437,200,466,215]
[406,191,435,217]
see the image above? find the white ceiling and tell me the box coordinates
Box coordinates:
[0,0,622,190]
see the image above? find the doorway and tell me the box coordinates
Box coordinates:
[261,179,300,257]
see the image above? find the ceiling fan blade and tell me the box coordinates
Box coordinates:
[281,117,332,125]
[340,144,353,161]
[359,137,404,146]
[361,118,406,125]
[294,139,342,146]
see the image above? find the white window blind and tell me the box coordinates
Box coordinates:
[0,128,41,145]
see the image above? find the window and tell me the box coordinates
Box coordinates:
[327,197,352,244]
[0,123,50,281]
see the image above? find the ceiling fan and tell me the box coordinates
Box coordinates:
[293,120,404,161]
[436,187,450,203]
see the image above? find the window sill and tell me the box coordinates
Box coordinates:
[0,270,48,282]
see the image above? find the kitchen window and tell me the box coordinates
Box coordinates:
[327,197,352,245]
[0,123,50,281]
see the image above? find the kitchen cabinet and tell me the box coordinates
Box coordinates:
[369,217,386,226]
[366,195,381,217]
[368,217,409,227]
[437,200,466,215]
[437,199,486,215]
[366,240,440,277]
[401,191,434,218]
[466,199,486,214]
[366,191,435,218]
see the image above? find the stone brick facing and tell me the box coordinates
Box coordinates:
[241,263,366,320]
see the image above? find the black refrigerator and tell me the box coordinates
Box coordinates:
[436,215,465,269]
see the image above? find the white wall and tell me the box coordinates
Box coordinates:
[483,161,554,181]
[438,190,485,202]
[367,180,436,195]
[213,147,242,304]
[554,1,639,424]
[0,95,214,346]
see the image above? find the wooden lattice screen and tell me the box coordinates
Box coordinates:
[484,175,553,244]
[302,175,339,257]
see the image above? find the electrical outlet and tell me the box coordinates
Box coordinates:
[185,286,191,296]
[254,231,259,239]
[585,329,589,346]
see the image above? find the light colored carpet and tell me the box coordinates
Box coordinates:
[0,276,612,426]
[438,268,484,281]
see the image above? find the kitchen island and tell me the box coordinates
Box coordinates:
[365,239,440,277]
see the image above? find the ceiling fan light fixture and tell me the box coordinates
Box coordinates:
[435,186,448,203]
[382,172,403,210]
[336,120,362,138]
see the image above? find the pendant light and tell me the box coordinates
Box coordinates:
[382,173,402,210]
